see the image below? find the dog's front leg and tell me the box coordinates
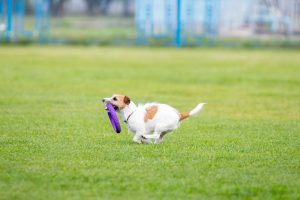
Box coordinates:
[133,133,143,144]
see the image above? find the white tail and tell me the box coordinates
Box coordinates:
[189,103,206,116]
[179,103,206,121]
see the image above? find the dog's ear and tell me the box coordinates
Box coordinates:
[123,96,131,105]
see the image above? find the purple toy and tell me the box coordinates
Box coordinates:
[105,103,121,133]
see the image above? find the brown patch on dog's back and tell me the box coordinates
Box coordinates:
[179,112,189,121]
[144,106,158,122]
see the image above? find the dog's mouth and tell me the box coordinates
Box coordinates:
[104,103,119,111]
[112,105,119,111]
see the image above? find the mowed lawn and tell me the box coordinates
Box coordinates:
[0,46,299,200]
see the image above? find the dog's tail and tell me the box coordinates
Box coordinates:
[179,103,206,122]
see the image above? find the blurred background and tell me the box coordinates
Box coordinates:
[0,0,300,48]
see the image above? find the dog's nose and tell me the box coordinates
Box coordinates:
[102,99,105,103]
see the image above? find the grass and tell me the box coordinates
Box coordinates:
[50,16,136,44]
[0,46,299,200]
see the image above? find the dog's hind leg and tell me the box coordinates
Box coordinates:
[154,137,162,144]
[141,137,152,144]
[154,131,170,144]
[142,132,160,140]
[143,132,163,144]
[153,131,169,144]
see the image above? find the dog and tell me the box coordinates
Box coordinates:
[102,94,205,144]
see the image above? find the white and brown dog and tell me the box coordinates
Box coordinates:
[102,94,205,144]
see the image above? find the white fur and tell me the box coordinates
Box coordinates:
[103,97,205,144]
[189,103,206,116]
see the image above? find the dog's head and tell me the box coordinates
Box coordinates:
[102,94,131,111]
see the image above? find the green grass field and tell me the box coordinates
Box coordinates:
[0,46,299,200]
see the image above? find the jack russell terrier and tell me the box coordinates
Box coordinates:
[102,94,205,144]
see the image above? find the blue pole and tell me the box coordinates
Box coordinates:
[6,0,12,40]
[176,0,181,47]
[0,1,3,17]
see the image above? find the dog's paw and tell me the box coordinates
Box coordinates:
[154,138,163,144]
[133,137,142,144]
[142,138,153,144]
[141,135,147,139]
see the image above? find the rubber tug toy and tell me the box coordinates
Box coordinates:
[105,103,121,133]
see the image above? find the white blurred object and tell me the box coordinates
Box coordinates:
[0,23,6,32]
[64,0,87,14]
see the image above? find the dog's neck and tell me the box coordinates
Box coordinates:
[120,101,137,123]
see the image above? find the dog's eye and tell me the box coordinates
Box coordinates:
[113,97,117,101]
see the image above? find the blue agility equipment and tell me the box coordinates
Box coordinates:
[0,0,50,42]
[176,0,181,47]
[135,0,221,47]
